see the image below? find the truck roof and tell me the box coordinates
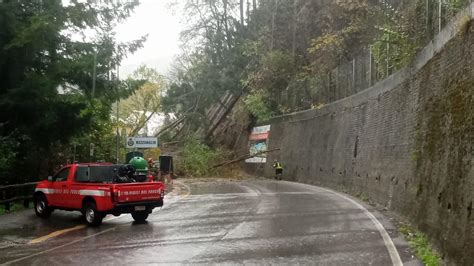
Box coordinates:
[73,162,114,167]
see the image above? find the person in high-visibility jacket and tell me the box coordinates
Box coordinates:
[272,159,284,180]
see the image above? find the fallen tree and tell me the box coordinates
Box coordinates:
[212,148,280,169]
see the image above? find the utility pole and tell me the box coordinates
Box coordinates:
[92,51,97,98]
[116,65,120,164]
[73,142,77,163]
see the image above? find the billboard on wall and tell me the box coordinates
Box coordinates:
[245,125,271,163]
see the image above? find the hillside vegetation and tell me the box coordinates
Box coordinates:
[161,0,469,144]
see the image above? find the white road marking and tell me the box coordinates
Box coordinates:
[286,181,403,266]
[9,181,402,264]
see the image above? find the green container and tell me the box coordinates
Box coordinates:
[129,156,148,170]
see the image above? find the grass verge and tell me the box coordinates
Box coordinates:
[0,202,31,215]
[399,224,441,266]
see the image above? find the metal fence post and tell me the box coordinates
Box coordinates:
[23,185,29,208]
[438,0,442,33]
[352,58,356,94]
[3,189,10,212]
[369,46,373,87]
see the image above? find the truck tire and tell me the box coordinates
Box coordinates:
[83,201,103,226]
[34,194,52,218]
[131,211,149,222]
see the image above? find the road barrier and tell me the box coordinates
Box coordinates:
[0,182,38,212]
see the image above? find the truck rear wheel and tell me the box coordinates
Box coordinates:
[34,194,52,218]
[131,211,149,222]
[83,202,103,226]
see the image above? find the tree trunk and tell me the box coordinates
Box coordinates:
[292,0,297,60]
[154,116,186,137]
[212,148,281,168]
[223,0,231,49]
[204,92,242,142]
[246,0,250,23]
[270,0,279,51]
[130,111,156,136]
[240,0,244,25]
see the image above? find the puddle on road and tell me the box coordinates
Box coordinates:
[0,210,86,247]
[188,182,248,195]
[250,180,304,193]
[186,179,311,195]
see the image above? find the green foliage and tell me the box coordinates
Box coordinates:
[308,18,371,73]
[244,90,275,122]
[69,100,119,163]
[0,136,19,177]
[167,0,471,145]
[370,2,423,78]
[115,65,164,136]
[0,203,29,216]
[0,1,144,183]
[358,193,369,203]
[411,150,421,167]
[245,50,297,115]
[182,138,221,177]
[400,224,441,266]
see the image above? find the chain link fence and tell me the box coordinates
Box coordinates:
[313,0,472,104]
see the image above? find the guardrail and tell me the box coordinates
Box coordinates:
[0,182,39,212]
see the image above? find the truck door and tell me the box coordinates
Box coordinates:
[70,165,89,209]
[50,167,71,207]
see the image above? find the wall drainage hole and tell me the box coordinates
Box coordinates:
[467,202,472,218]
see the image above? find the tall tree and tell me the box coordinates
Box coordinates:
[116,65,165,137]
[0,0,145,182]
[240,0,245,25]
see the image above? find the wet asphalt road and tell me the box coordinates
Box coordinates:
[0,179,419,265]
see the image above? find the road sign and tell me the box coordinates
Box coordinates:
[90,143,94,157]
[126,137,158,148]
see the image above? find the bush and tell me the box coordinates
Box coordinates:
[182,139,221,177]
[0,136,19,184]
[244,90,275,123]
[399,224,440,266]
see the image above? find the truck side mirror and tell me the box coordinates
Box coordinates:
[47,176,53,182]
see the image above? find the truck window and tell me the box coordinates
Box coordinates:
[54,167,70,182]
[75,166,89,183]
[89,165,117,183]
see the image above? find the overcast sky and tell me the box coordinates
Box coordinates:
[116,0,184,77]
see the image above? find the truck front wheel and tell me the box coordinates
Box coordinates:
[83,202,103,226]
[34,194,52,218]
[131,211,149,223]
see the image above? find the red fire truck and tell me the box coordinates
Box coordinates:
[33,163,165,226]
